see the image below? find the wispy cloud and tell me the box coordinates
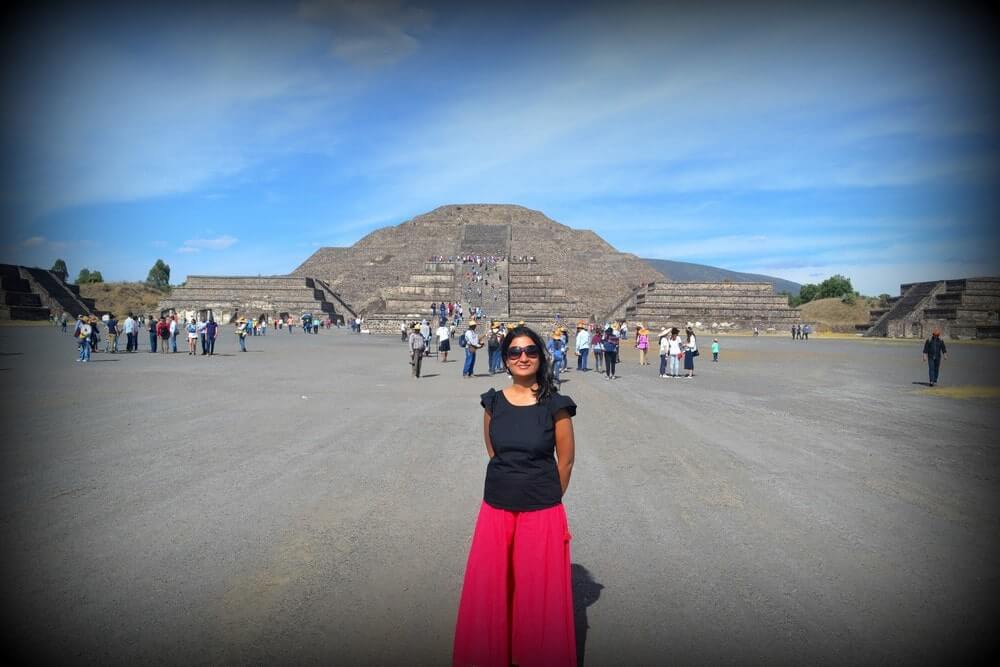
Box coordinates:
[298,0,431,66]
[22,236,46,247]
[177,235,239,253]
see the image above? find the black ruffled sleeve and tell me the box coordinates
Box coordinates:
[548,393,577,418]
[480,388,498,414]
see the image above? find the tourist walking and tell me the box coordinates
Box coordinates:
[76,317,92,362]
[575,323,590,371]
[712,338,720,362]
[236,317,249,352]
[89,316,100,352]
[461,320,483,377]
[602,326,619,379]
[205,318,218,355]
[636,327,650,366]
[436,320,451,362]
[922,329,948,386]
[408,324,425,378]
[488,325,503,374]
[683,327,698,378]
[105,314,119,353]
[591,328,603,373]
[547,330,566,383]
[453,325,577,667]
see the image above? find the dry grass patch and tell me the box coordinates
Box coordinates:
[78,282,166,317]
[917,385,1000,400]
[799,297,873,332]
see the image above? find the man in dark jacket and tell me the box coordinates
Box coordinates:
[922,329,948,386]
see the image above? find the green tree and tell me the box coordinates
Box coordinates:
[51,258,68,275]
[798,283,819,304]
[75,268,103,284]
[146,259,171,290]
[817,274,854,299]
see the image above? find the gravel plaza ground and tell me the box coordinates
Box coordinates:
[1,325,998,665]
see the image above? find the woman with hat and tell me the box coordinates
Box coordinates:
[408,323,426,377]
[235,317,248,352]
[546,330,567,383]
[454,325,578,667]
[658,328,670,377]
[636,327,650,366]
[462,320,483,377]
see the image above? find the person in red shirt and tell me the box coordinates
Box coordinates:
[156,316,170,354]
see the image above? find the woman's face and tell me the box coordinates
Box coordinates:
[506,335,541,379]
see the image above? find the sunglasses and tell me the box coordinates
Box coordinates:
[506,345,541,360]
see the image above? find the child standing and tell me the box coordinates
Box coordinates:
[711,338,720,362]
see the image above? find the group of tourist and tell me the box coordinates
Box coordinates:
[791,323,812,340]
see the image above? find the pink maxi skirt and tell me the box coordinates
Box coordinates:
[453,501,576,667]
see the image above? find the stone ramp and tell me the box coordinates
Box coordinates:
[1,264,96,321]
[621,281,801,330]
[160,276,347,324]
[863,277,1000,338]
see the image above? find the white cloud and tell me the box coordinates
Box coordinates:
[297,0,431,66]
[22,236,46,247]
[178,235,239,253]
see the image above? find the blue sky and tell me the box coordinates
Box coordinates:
[1,0,997,295]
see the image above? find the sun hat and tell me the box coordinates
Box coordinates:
[518,320,525,326]
[413,323,421,330]
[551,331,562,339]
[639,328,649,335]
[659,328,669,337]
[468,320,477,327]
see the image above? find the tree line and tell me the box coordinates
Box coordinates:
[50,258,172,291]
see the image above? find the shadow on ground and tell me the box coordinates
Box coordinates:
[572,563,603,666]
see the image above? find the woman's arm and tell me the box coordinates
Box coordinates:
[483,410,495,458]
[554,410,576,495]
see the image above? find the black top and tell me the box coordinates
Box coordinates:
[480,388,577,511]
[923,337,947,358]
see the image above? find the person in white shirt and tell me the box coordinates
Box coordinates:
[169,316,178,353]
[123,313,136,352]
[575,324,591,371]
[667,328,683,377]
[658,328,670,377]
[436,322,451,362]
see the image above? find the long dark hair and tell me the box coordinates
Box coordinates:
[500,325,560,402]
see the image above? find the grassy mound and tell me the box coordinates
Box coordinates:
[78,282,166,317]
[799,297,874,333]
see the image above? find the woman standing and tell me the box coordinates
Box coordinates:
[602,326,620,379]
[668,328,683,377]
[684,327,698,378]
[454,326,577,667]
[636,327,650,366]
[658,328,670,377]
[186,317,198,354]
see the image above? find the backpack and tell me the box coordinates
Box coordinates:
[458,332,467,347]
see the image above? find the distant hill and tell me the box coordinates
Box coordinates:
[641,258,801,296]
